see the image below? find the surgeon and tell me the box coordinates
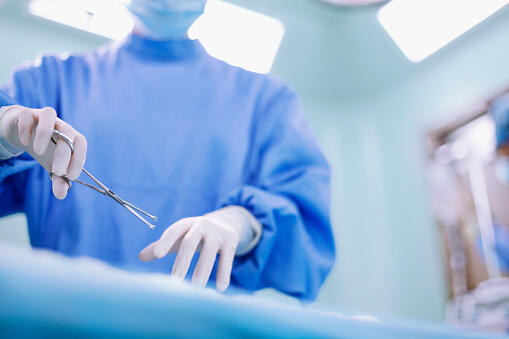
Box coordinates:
[0,0,334,301]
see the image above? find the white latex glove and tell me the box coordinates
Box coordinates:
[0,105,87,199]
[139,206,262,291]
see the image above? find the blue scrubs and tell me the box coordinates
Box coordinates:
[490,92,509,148]
[0,34,334,301]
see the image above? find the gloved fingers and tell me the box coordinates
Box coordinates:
[139,238,183,262]
[67,132,87,180]
[16,107,35,146]
[52,121,75,175]
[51,121,75,199]
[216,244,235,292]
[139,241,158,262]
[33,107,57,155]
[154,217,195,258]
[51,175,70,200]
[171,227,203,280]
[191,239,220,288]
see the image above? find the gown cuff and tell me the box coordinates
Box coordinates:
[0,106,24,160]
[206,205,262,256]
[233,206,263,256]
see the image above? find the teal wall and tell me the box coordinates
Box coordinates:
[2,0,509,322]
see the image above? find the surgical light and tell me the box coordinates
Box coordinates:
[28,0,285,74]
[29,0,133,40]
[188,0,284,74]
[377,0,509,62]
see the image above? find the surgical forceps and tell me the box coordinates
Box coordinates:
[49,130,157,229]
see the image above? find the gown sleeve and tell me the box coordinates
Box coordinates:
[0,56,59,217]
[219,85,335,302]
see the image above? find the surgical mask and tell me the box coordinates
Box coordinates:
[494,157,509,184]
[123,0,207,40]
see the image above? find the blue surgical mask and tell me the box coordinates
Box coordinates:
[123,0,207,40]
[494,157,509,184]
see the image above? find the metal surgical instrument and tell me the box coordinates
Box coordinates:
[49,130,157,229]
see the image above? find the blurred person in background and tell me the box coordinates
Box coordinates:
[489,92,509,272]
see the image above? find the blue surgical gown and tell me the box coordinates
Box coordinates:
[0,34,334,301]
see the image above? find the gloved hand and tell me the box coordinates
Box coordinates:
[0,105,87,199]
[139,206,262,291]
